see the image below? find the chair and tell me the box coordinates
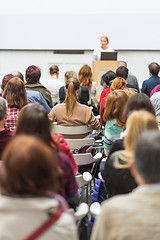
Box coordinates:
[65,138,95,151]
[51,124,92,138]
[90,202,102,218]
[76,172,92,203]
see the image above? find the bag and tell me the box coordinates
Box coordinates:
[78,214,92,240]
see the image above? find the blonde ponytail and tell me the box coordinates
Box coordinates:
[65,78,80,117]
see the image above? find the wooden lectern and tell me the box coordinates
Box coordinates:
[92,61,118,99]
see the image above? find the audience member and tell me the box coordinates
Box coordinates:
[1,74,14,93]
[15,103,78,200]
[141,62,160,96]
[117,61,139,91]
[0,97,13,159]
[41,65,64,105]
[2,77,28,130]
[102,110,158,198]
[59,71,89,105]
[25,65,53,108]
[100,77,127,126]
[49,77,101,138]
[11,71,51,112]
[103,90,128,156]
[0,135,78,240]
[92,130,160,240]
[116,66,139,92]
[78,64,97,99]
[99,71,116,103]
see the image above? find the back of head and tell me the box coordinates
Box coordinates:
[135,131,160,183]
[117,61,127,68]
[64,71,77,85]
[0,97,8,121]
[65,77,80,117]
[116,66,128,80]
[125,110,158,153]
[16,103,54,147]
[123,93,155,121]
[148,62,160,76]
[0,135,62,195]
[25,65,41,84]
[78,64,92,91]
[12,71,24,81]
[103,90,128,127]
[111,77,126,91]
[102,71,116,86]
[49,65,59,77]
[1,74,14,91]
[2,77,28,109]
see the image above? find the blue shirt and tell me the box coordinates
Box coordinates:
[26,90,51,113]
[141,75,160,96]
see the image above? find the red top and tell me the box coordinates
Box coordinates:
[99,87,111,104]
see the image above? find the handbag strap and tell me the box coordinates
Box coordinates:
[23,207,63,240]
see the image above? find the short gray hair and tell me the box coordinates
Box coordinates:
[135,131,160,183]
[0,97,8,120]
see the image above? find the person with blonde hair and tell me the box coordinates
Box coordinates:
[49,77,101,138]
[102,110,158,198]
[93,36,114,61]
[59,71,89,105]
[103,90,128,155]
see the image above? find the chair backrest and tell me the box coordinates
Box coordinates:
[73,152,102,166]
[51,124,92,135]
[65,138,95,150]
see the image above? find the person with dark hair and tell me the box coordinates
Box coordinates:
[15,103,78,200]
[2,77,28,130]
[49,78,100,138]
[116,66,139,92]
[0,135,78,240]
[11,71,51,112]
[117,61,139,91]
[59,71,89,106]
[25,65,53,108]
[92,130,160,240]
[141,62,160,96]
[1,74,14,92]
[41,65,64,105]
[99,71,116,103]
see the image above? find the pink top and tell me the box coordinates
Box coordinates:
[150,84,160,97]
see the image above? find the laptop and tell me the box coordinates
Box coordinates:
[100,52,117,61]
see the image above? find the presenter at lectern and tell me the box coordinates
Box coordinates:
[93,36,115,61]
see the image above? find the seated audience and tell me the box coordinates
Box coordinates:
[12,71,51,112]
[2,77,28,130]
[92,130,160,240]
[103,90,128,156]
[141,62,160,97]
[15,103,78,200]
[41,65,64,105]
[100,77,127,126]
[0,97,14,159]
[116,66,139,92]
[78,64,97,105]
[59,71,89,105]
[150,83,160,97]
[25,65,53,108]
[49,77,101,138]
[1,74,14,94]
[0,135,78,240]
[99,71,116,103]
[117,60,139,91]
[102,110,158,198]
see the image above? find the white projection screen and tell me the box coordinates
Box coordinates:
[0,0,160,50]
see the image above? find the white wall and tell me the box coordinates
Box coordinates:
[0,50,160,89]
